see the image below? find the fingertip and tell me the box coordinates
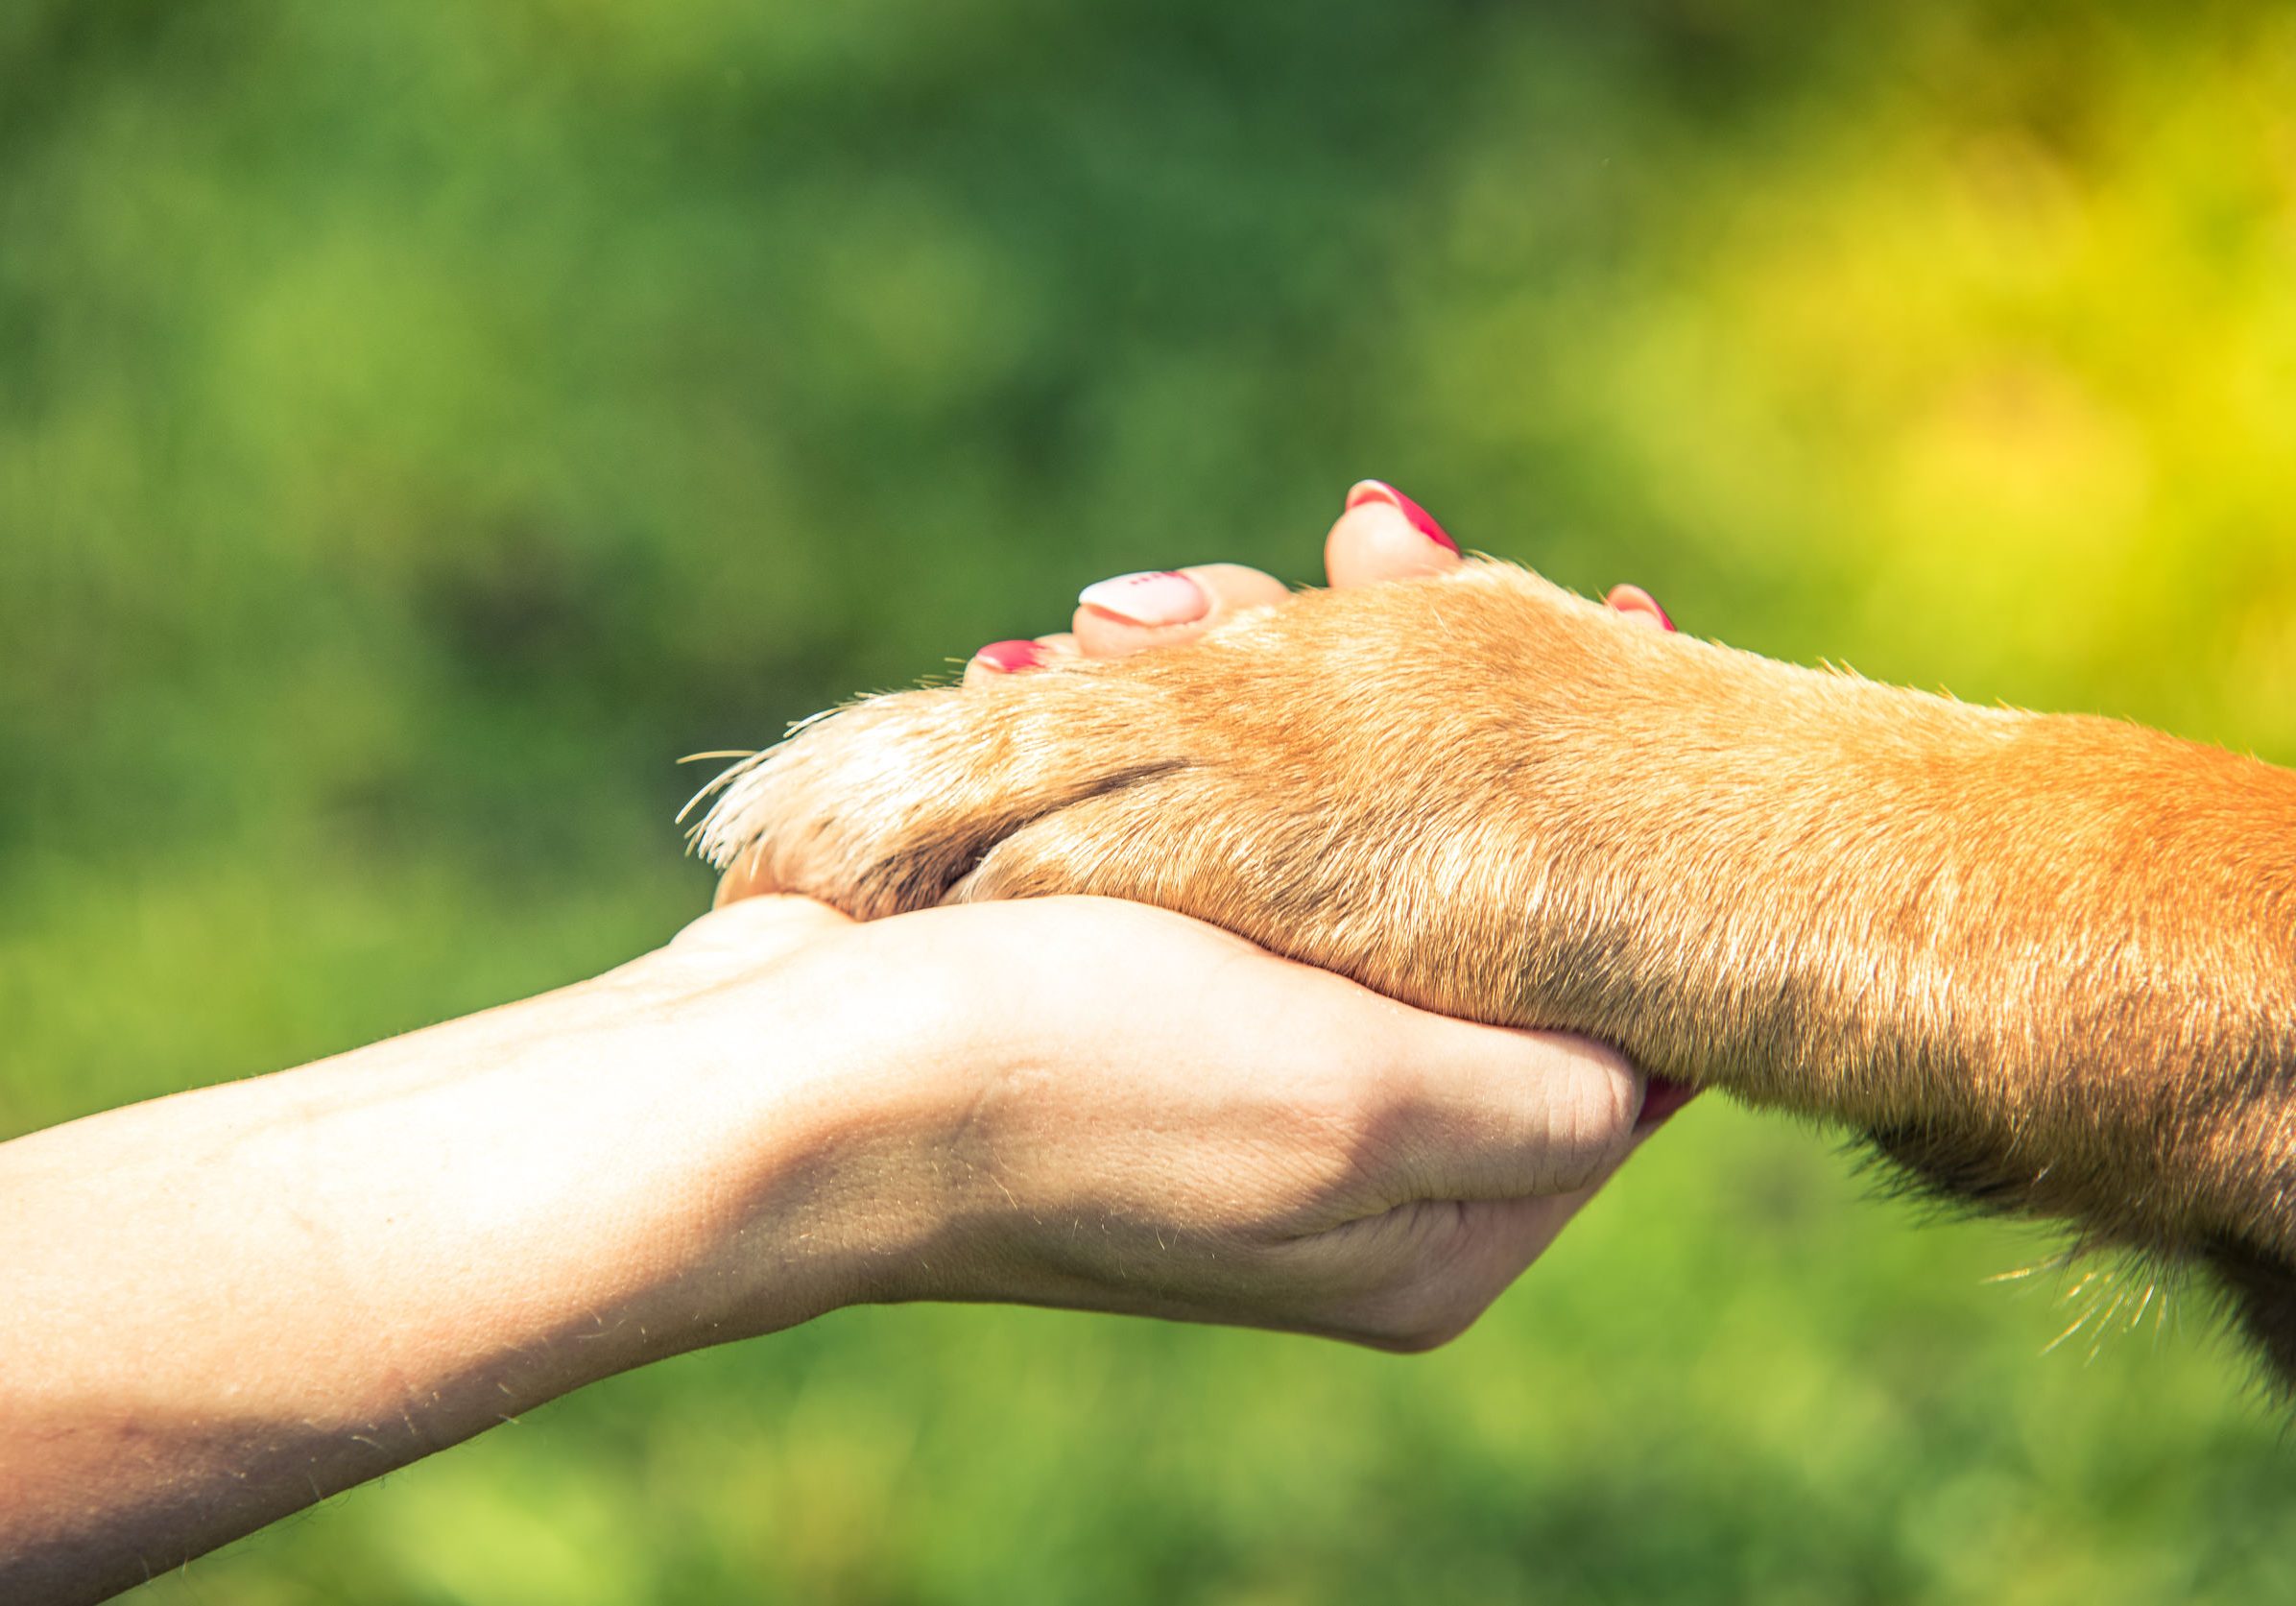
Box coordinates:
[969,637,1052,675]
[1345,481,1458,552]
[963,634,1078,687]
[1072,563,1287,658]
[1077,569,1209,631]
[1326,491,1463,589]
[1604,584,1676,633]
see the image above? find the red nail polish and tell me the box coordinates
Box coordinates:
[1606,584,1677,634]
[1636,1074,1700,1130]
[1345,480,1459,553]
[975,638,1049,673]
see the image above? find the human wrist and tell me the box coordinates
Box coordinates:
[577,929,987,1341]
[250,958,907,1414]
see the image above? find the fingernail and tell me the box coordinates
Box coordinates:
[1076,570,1208,628]
[1635,1074,1700,1131]
[973,638,1050,673]
[1345,480,1458,553]
[1607,583,1677,633]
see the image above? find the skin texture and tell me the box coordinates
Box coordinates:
[698,548,2296,1393]
[2,501,1678,1605]
[0,897,1649,1604]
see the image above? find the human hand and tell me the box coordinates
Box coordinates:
[668,483,1686,1348]
[643,890,1651,1351]
[2,784,1649,1604]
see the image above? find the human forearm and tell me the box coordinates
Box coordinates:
[1,893,1649,1603]
[0,965,860,1603]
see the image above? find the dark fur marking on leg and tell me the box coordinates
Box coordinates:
[2204,1235,2296,1400]
[861,757,1194,910]
[1859,1122,2045,1216]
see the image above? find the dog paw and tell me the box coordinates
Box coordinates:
[692,561,1645,1027]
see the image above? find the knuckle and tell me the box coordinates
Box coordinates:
[1535,1046,1640,1191]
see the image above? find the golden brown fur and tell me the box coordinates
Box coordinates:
[694,561,2296,1390]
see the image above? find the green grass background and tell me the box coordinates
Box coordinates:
[7,2,2296,1599]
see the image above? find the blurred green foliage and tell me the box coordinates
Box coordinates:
[7,1,2296,1600]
